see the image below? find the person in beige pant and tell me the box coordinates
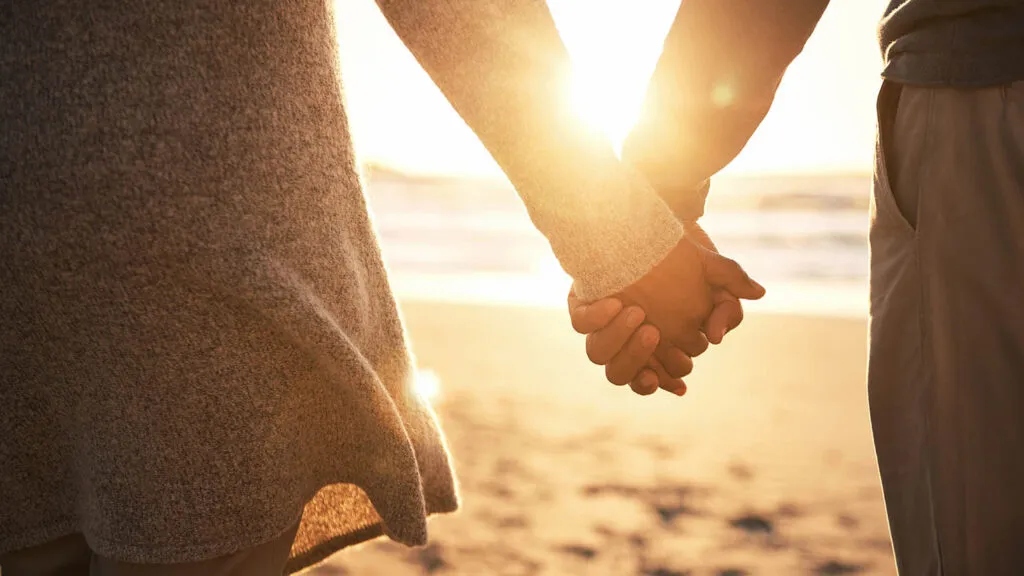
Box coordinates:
[570,3,1024,575]
[578,82,1024,575]
[868,81,1024,574]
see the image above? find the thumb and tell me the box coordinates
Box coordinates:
[700,249,766,300]
[704,291,743,344]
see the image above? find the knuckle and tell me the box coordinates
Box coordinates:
[669,363,692,378]
[686,341,709,358]
[605,364,631,386]
[665,361,689,379]
[629,329,657,355]
[586,339,609,365]
[731,307,745,328]
[720,255,740,269]
[630,380,657,396]
[571,316,591,335]
[691,339,710,357]
[678,358,694,376]
[570,315,585,333]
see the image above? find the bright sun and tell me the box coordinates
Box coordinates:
[568,67,643,153]
[336,0,881,177]
[549,0,680,154]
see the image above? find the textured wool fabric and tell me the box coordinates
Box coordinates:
[0,0,681,572]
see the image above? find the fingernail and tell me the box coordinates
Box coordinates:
[626,307,645,328]
[642,374,658,391]
[641,326,659,347]
[718,327,728,342]
[663,379,688,397]
[576,304,588,315]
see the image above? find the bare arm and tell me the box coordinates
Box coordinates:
[625,0,831,220]
[568,1,828,393]
[374,0,683,301]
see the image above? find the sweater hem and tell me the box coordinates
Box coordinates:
[0,517,80,558]
[0,484,457,570]
[567,171,684,303]
[284,500,458,575]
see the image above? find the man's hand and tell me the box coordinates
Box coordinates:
[682,221,749,344]
[569,224,764,396]
[617,232,763,384]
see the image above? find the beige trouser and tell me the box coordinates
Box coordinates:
[0,523,299,576]
[870,80,1024,575]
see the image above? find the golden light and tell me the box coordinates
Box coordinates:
[711,82,737,108]
[334,0,883,178]
[567,67,644,153]
[414,369,442,401]
[549,1,679,154]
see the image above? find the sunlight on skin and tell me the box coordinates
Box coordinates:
[333,0,885,177]
[550,0,884,172]
[711,83,736,108]
[332,0,885,314]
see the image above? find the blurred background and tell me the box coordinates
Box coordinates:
[316,1,896,574]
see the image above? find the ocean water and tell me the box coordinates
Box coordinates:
[364,169,872,318]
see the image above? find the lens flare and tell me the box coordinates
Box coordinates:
[415,369,442,401]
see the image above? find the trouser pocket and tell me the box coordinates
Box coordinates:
[873,80,920,234]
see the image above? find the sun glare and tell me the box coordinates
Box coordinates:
[548,1,678,154]
[568,68,643,153]
[335,0,882,177]
[415,369,442,401]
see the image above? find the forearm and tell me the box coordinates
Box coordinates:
[625,0,830,220]
[374,0,683,300]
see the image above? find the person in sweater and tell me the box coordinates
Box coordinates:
[0,1,764,575]
[574,1,1024,574]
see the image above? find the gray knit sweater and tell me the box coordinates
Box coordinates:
[0,0,682,572]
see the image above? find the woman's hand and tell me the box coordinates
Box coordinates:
[568,290,685,396]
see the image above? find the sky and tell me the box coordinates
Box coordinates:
[332,0,888,178]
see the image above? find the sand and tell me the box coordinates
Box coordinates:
[309,301,895,576]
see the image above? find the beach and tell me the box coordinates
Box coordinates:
[312,299,895,575]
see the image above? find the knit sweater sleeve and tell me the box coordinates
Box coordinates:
[625,0,830,221]
[373,0,683,301]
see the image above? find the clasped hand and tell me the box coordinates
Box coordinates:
[568,221,764,396]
